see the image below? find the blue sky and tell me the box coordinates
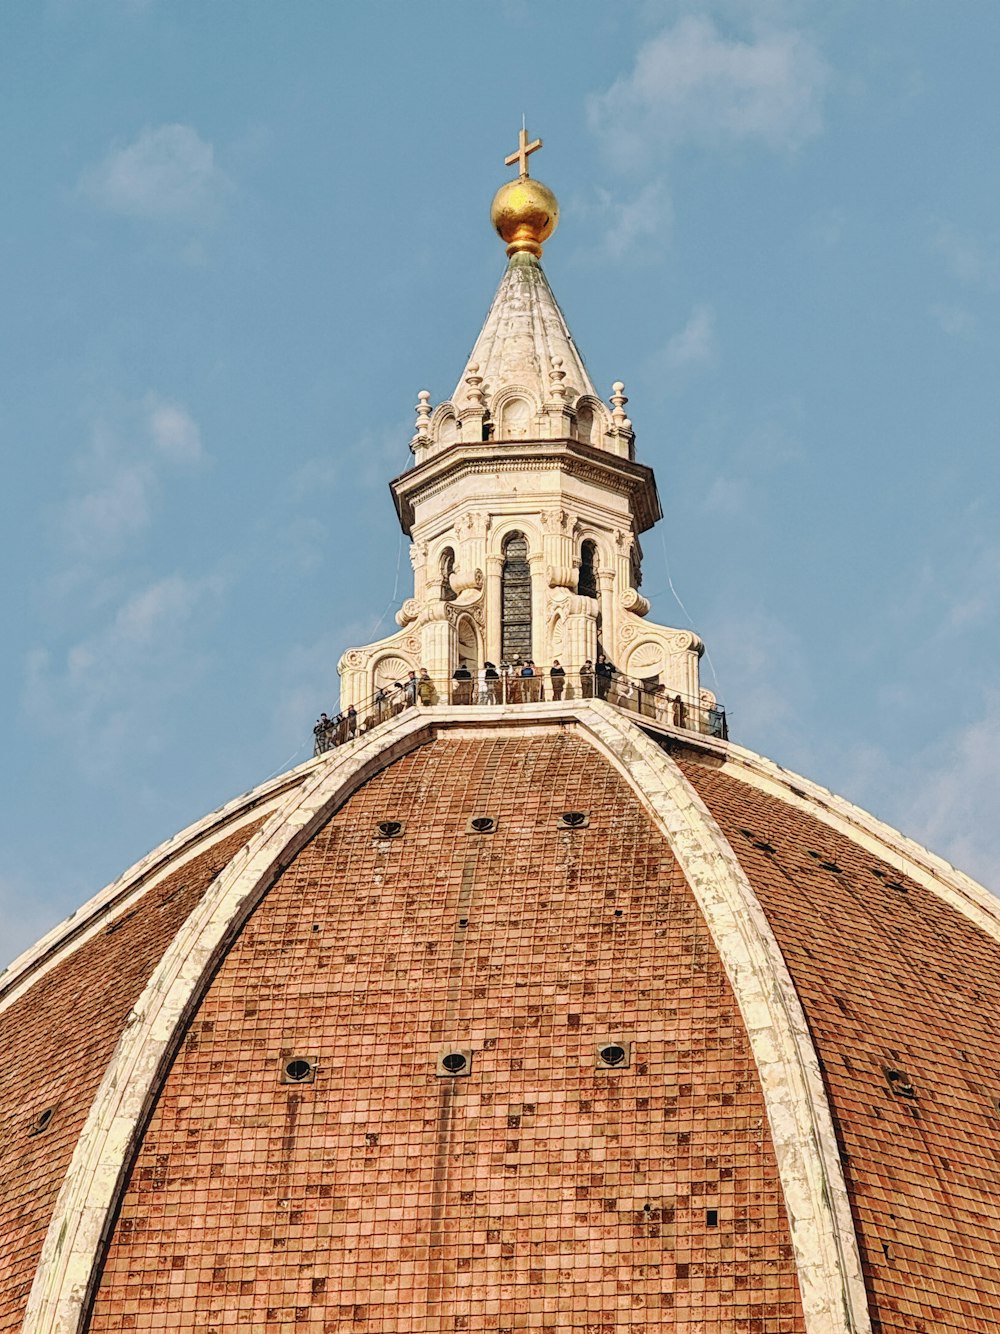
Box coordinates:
[2,0,999,966]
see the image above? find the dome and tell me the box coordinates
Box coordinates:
[5,134,1000,1333]
[4,703,1000,1332]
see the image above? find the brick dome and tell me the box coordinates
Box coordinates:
[4,703,1000,1333]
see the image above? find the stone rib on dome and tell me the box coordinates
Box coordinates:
[453,253,600,409]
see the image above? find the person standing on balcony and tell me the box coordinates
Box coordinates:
[484,661,500,703]
[520,659,537,703]
[580,659,594,698]
[595,654,615,701]
[404,671,418,706]
[417,668,435,706]
[374,686,389,722]
[452,661,473,705]
[476,663,490,705]
[550,660,565,701]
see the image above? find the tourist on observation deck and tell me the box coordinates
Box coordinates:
[417,668,435,706]
[549,660,565,701]
[595,654,615,700]
[452,661,473,706]
[484,661,500,703]
[580,659,594,699]
[374,686,389,722]
[476,663,490,705]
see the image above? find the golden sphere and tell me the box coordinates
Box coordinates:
[490,177,559,258]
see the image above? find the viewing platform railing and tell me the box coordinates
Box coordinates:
[313,672,726,756]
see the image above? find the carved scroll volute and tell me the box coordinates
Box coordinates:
[395,597,421,628]
[621,588,650,618]
[547,564,577,590]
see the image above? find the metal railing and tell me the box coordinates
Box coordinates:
[446,671,727,737]
[313,671,726,757]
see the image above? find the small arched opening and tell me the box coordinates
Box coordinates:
[439,547,457,602]
[578,540,598,600]
[576,404,595,445]
[455,613,480,676]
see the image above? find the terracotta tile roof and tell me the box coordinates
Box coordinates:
[87,733,804,1331]
[680,755,1000,1331]
[0,817,267,1332]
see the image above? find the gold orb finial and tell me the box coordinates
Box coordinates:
[490,124,559,259]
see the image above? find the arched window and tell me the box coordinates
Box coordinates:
[456,614,479,674]
[501,532,532,662]
[578,540,598,600]
[439,547,457,602]
[576,404,595,445]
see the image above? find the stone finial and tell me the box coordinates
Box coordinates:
[411,390,432,452]
[610,381,629,428]
[464,363,486,408]
[548,355,567,403]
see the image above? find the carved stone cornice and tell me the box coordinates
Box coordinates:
[390,437,662,536]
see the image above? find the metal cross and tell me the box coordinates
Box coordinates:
[504,126,543,179]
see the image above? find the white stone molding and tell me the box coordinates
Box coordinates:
[24,703,871,1334]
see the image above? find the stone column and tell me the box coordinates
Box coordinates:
[529,554,548,666]
[420,606,452,704]
[486,555,502,665]
[561,594,599,695]
[409,542,428,603]
[597,567,617,664]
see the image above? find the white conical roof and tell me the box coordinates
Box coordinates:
[453,252,600,406]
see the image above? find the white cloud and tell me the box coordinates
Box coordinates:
[80,123,230,225]
[147,395,203,463]
[930,302,977,337]
[24,573,225,776]
[700,418,802,517]
[0,872,73,976]
[879,694,1000,894]
[574,183,673,263]
[589,16,829,167]
[61,394,204,557]
[664,303,716,370]
[700,603,817,775]
[932,222,1000,291]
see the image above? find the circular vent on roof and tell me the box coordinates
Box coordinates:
[281,1057,317,1084]
[595,1039,630,1069]
[377,820,403,839]
[560,811,589,829]
[437,1046,473,1077]
[28,1107,56,1137]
